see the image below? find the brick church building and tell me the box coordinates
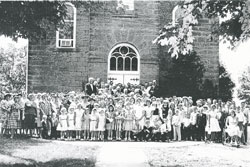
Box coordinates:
[28,0,219,93]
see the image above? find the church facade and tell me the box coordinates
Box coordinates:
[27,0,219,93]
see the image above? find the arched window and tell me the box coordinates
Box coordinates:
[56,3,76,48]
[172,5,185,26]
[109,44,138,72]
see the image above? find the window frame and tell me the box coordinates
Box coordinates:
[172,5,179,26]
[108,43,140,75]
[56,2,77,49]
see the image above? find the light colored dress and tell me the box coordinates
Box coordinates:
[225,116,241,137]
[82,113,90,130]
[123,109,134,131]
[57,114,67,131]
[75,109,84,130]
[106,112,114,130]
[67,112,75,131]
[90,114,98,131]
[134,104,145,130]
[98,114,106,131]
[114,108,124,131]
[206,111,221,132]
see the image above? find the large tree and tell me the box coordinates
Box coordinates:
[162,51,205,100]
[0,43,27,94]
[0,1,106,40]
[0,1,67,40]
[218,64,235,101]
[154,0,250,57]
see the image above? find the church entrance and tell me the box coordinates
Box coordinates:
[107,43,140,85]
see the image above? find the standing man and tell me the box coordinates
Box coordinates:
[85,78,98,96]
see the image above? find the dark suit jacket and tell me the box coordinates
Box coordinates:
[85,83,97,96]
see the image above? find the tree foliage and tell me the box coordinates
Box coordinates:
[165,51,205,99]
[0,43,27,93]
[0,1,111,41]
[218,64,235,101]
[0,1,68,40]
[238,67,250,104]
[154,0,250,57]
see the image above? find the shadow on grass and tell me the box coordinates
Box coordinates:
[0,158,95,167]
[0,136,50,155]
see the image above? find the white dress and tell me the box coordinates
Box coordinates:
[134,105,145,129]
[225,116,241,137]
[67,113,75,131]
[75,109,84,130]
[57,114,67,131]
[206,111,221,132]
[97,114,106,131]
[90,114,98,131]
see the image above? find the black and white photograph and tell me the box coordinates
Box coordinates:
[0,0,250,166]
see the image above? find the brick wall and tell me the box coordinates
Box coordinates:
[28,0,219,93]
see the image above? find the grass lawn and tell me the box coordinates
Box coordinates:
[0,136,97,167]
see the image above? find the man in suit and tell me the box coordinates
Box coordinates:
[85,78,97,96]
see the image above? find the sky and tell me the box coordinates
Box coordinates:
[0,35,250,101]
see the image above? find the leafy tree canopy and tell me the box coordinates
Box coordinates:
[154,0,250,57]
[219,64,235,101]
[0,1,67,40]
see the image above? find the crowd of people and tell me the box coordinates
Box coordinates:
[0,78,249,147]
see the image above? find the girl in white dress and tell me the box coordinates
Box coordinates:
[57,107,67,140]
[75,104,84,140]
[90,108,98,140]
[67,105,76,140]
[97,109,106,140]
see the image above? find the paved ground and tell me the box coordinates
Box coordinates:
[0,138,250,167]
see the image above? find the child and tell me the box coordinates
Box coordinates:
[75,104,84,140]
[172,110,181,141]
[82,108,90,140]
[90,108,98,141]
[114,101,124,141]
[67,105,76,140]
[97,109,106,141]
[41,115,48,139]
[123,104,135,141]
[51,112,58,139]
[57,107,67,140]
[106,105,115,140]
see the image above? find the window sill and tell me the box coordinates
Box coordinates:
[54,47,78,52]
[112,11,138,18]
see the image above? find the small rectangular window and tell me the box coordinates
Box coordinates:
[56,3,76,48]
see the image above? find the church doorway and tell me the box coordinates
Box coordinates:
[107,43,140,85]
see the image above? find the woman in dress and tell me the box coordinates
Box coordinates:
[225,110,241,146]
[24,94,37,137]
[206,104,221,143]
[7,96,20,139]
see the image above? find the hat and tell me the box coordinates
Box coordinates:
[94,103,100,106]
[88,98,95,102]
[4,93,11,99]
